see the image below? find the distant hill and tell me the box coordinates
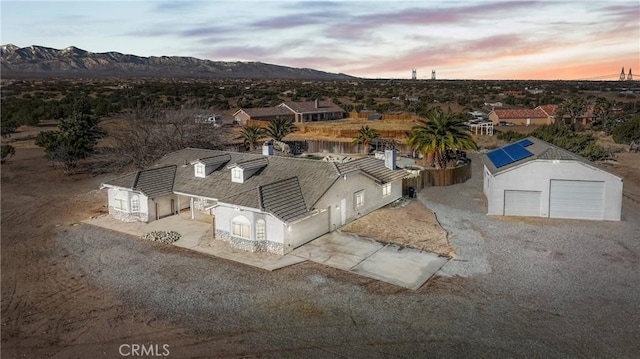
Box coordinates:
[0,44,354,80]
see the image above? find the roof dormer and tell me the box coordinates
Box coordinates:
[190,153,231,178]
[227,157,268,183]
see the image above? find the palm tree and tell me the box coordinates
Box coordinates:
[408,109,477,169]
[237,125,266,151]
[266,117,297,141]
[352,125,380,154]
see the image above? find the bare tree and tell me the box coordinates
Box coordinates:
[109,107,229,169]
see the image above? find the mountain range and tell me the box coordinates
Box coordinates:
[0,44,353,80]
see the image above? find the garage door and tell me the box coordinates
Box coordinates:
[504,190,542,216]
[549,180,604,220]
[291,209,330,248]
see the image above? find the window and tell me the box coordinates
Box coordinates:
[131,196,140,212]
[382,183,391,197]
[256,219,266,241]
[231,215,251,239]
[232,168,243,182]
[114,198,127,211]
[195,164,204,176]
[355,190,365,208]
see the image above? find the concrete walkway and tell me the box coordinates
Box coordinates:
[85,215,448,289]
[291,231,449,290]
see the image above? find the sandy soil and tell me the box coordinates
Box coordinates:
[341,200,453,257]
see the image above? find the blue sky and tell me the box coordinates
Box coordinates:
[1,0,639,80]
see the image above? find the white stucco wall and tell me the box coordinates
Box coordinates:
[283,208,330,252]
[215,204,285,244]
[315,173,403,230]
[107,187,150,222]
[485,160,623,220]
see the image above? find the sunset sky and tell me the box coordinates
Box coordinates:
[2,0,639,80]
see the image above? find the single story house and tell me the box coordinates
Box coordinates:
[232,107,294,125]
[233,99,345,125]
[482,137,622,221]
[101,148,407,254]
[488,108,551,126]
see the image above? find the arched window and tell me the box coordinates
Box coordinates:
[256,219,266,241]
[131,195,140,213]
[231,215,251,239]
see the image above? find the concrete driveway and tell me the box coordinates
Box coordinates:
[291,231,449,290]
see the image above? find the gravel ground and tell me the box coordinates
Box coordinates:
[54,154,640,358]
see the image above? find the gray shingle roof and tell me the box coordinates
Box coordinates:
[259,177,308,222]
[280,101,344,114]
[235,107,294,118]
[336,157,408,183]
[192,153,231,168]
[228,157,269,171]
[482,137,614,176]
[134,166,177,197]
[128,149,340,217]
[103,165,176,198]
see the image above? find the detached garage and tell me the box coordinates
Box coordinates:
[482,137,622,221]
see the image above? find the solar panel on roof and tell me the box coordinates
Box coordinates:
[518,139,534,147]
[487,149,513,168]
[503,143,533,162]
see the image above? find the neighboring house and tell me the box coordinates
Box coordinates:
[101,148,407,254]
[536,104,558,121]
[233,99,345,125]
[482,137,622,221]
[233,107,294,125]
[488,108,551,126]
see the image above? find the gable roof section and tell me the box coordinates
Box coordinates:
[235,107,293,118]
[492,108,548,119]
[103,165,177,198]
[482,137,619,178]
[148,148,339,213]
[280,101,344,114]
[228,157,269,171]
[191,153,231,168]
[536,104,558,117]
[336,157,407,183]
[258,177,308,222]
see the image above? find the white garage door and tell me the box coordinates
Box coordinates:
[549,180,604,220]
[504,190,542,216]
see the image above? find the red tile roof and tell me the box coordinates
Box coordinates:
[536,104,558,117]
[492,108,548,119]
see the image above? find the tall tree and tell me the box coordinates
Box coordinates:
[593,97,616,135]
[266,117,296,141]
[35,111,100,172]
[237,125,266,151]
[408,109,477,169]
[352,125,380,154]
[557,96,586,128]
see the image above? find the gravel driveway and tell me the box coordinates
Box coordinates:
[55,155,640,358]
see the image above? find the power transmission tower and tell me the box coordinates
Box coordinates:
[619,67,626,81]
[411,69,417,80]
[628,68,633,81]
[431,70,436,80]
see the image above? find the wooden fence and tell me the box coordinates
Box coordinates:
[348,112,416,121]
[402,161,472,195]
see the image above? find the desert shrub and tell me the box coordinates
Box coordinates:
[497,131,526,142]
[612,115,640,144]
[530,125,609,161]
[1,144,16,163]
